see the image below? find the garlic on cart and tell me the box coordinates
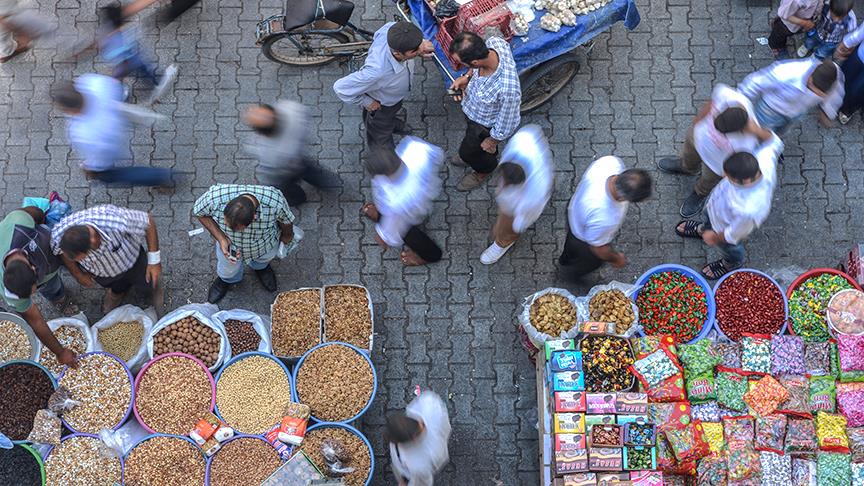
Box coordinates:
[540,12,562,32]
[534,0,548,10]
[556,8,577,25]
[511,13,530,36]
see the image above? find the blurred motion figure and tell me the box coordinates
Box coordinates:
[387,390,451,486]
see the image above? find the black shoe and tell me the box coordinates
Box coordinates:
[254,265,277,292]
[394,124,414,136]
[680,191,707,219]
[208,278,231,304]
[657,157,694,174]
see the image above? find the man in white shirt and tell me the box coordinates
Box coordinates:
[675,134,784,280]
[738,58,844,133]
[480,125,553,265]
[387,390,451,486]
[559,157,652,280]
[658,84,774,218]
[361,138,443,266]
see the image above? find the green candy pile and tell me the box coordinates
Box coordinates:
[789,274,854,342]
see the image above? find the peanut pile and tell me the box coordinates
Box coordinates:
[324,286,372,349]
[295,344,374,421]
[135,355,213,434]
[97,320,144,362]
[208,437,282,486]
[39,325,87,376]
[529,294,577,335]
[589,289,636,334]
[300,427,371,486]
[0,320,32,362]
[59,353,131,433]
[153,316,222,368]
[124,436,205,486]
[44,436,122,486]
[216,355,292,434]
[272,289,321,357]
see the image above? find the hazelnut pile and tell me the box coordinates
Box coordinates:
[153,317,222,368]
[300,427,371,486]
[223,320,261,355]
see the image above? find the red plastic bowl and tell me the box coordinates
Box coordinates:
[785,268,862,336]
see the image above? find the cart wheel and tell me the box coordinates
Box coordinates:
[262,31,350,66]
[519,53,582,113]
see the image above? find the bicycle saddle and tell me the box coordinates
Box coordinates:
[283,0,355,30]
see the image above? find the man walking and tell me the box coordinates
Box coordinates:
[448,31,521,191]
[738,58,844,133]
[559,157,652,280]
[333,22,433,149]
[243,101,340,206]
[51,205,163,313]
[480,125,553,265]
[193,184,295,303]
[657,84,774,218]
[387,390,451,486]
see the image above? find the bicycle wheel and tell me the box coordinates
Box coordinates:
[519,53,582,113]
[262,31,350,66]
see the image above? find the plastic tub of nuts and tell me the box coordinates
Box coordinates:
[123,433,206,486]
[215,352,293,435]
[0,311,41,363]
[299,422,374,486]
[0,443,46,486]
[58,351,134,435]
[291,342,377,424]
[134,352,216,435]
[37,316,94,377]
[44,433,123,486]
[271,288,323,360]
[148,305,228,372]
[323,285,374,353]
[0,359,57,444]
[204,434,283,486]
[212,309,272,358]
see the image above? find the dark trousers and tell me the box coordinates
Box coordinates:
[768,18,795,53]
[266,160,341,206]
[89,166,174,187]
[113,54,159,86]
[94,248,148,295]
[160,0,201,24]
[458,117,499,174]
[363,102,406,149]
[558,230,604,279]
[841,48,864,116]
[403,226,443,263]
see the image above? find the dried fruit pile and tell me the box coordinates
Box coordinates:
[325,286,373,349]
[272,289,321,357]
[39,325,88,375]
[0,446,41,486]
[153,316,222,368]
[224,320,261,355]
[295,345,374,422]
[136,355,213,434]
[208,437,282,486]
[715,271,785,341]
[45,436,122,486]
[98,320,144,362]
[124,436,205,486]
[0,363,53,440]
[589,289,636,334]
[580,335,634,392]
[789,273,855,342]
[0,320,32,362]
[300,427,372,486]
[529,293,577,336]
[216,355,292,434]
[636,271,708,343]
[59,353,132,433]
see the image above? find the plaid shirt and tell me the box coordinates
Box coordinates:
[461,37,522,141]
[51,205,150,278]
[814,2,857,44]
[192,184,294,263]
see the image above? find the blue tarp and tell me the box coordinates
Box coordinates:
[406,0,640,82]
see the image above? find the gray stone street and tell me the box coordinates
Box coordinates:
[1,0,862,482]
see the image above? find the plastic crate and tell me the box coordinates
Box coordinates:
[460,2,513,40]
[435,16,460,69]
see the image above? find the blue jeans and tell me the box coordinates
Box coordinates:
[841,48,864,115]
[114,54,160,85]
[90,167,174,187]
[753,98,800,134]
[803,30,839,59]
[704,217,745,268]
[215,242,278,284]
[38,273,65,302]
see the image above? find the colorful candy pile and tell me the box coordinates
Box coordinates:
[636,271,708,343]
[715,272,786,341]
[789,274,855,342]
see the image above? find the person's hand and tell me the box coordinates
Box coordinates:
[800,19,815,31]
[610,252,627,268]
[367,100,381,112]
[702,230,723,246]
[280,228,294,244]
[836,42,854,59]
[74,271,96,288]
[419,39,435,58]
[145,263,161,288]
[57,348,78,368]
[218,237,239,261]
[449,75,470,101]
[480,137,498,154]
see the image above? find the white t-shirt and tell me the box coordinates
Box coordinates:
[389,391,452,486]
[706,134,783,245]
[69,74,128,171]
[693,84,762,176]
[567,156,628,247]
[495,125,554,233]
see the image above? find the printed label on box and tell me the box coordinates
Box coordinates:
[550,350,583,372]
[596,472,632,485]
[555,391,587,413]
[555,433,587,452]
[555,449,589,474]
[554,413,586,434]
[559,472,598,486]
[586,393,617,414]
[615,393,648,414]
[629,470,663,486]
[588,447,623,471]
[553,371,586,392]
[546,339,576,359]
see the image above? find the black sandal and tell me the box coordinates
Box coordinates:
[702,260,732,280]
[675,220,704,239]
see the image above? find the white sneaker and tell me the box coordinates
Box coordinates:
[147,64,178,105]
[797,45,810,58]
[480,242,514,265]
[838,112,852,125]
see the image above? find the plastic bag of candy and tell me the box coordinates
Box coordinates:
[723,415,755,446]
[836,382,864,427]
[828,339,841,378]
[743,375,789,417]
[791,457,817,486]
[816,451,852,486]
[815,411,849,453]
[631,344,683,388]
[847,426,864,462]
[777,375,812,418]
[754,414,787,453]
[655,431,698,476]
[804,342,832,376]
[852,463,864,485]
[784,418,818,456]
[646,372,686,403]
[631,334,677,359]
[728,446,762,482]
[678,339,721,378]
[715,341,742,369]
[697,452,728,485]
[760,450,792,485]
[771,334,806,375]
[837,334,864,373]
[665,420,710,463]
[808,375,836,413]
[685,370,716,404]
[701,421,725,454]
[716,367,750,412]
[692,401,722,422]
[648,401,691,432]
[741,333,772,374]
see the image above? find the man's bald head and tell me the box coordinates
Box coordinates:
[244,104,278,136]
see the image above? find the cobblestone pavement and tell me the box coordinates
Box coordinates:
[2,0,863,483]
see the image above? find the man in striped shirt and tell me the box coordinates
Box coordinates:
[51,205,162,313]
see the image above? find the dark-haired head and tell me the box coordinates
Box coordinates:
[3,259,36,299]
[714,107,749,134]
[365,146,403,177]
[614,169,652,202]
[387,22,424,59]
[830,0,853,18]
[499,162,526,186]
[810,60,838,95]
[223,196,256,232]
[51,81,84,113]
[723,152,761,185]
[99,2,125,29]
[59,226,93,260]
[384,413,423,444]
[244,104,278,137]
[448,32,489,67]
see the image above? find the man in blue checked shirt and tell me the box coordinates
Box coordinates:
[448,31,521,192]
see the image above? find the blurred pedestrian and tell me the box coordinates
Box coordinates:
[480,125,552,265]
[738,58,844,132]
[387,390,451,486]
[768,0,820,59]
[193,184,295,303]
[796,0,856,60]
[122,0,201,26]
[448,31,521,191]
[361,138,443,266]
[243,101,340,206]
[0,0,52,63]
[657,84,774,218]
[51,205,163,313]
[559,158,652,280]
[675,134,784,279]
[835,22,864,123]
[333,22,433,150]
[51,75,174,187]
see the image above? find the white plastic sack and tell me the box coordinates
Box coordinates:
[579,280,642,338]
[92,305,157,374]
[146,303,227,372]
[211,309,272,358]
[519,288,581,348]
[507,0,536,20]
[98,419,149,457]
[37,313,94,376]
[277,226,303,259]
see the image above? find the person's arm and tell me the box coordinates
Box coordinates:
[21,304,77,367]
[144,214,161,288]
[485,90,522,153]
[20,207,46,225]
[744,116,774,141]
[819,69,846,123]
[60,254,95,287]
[406,471,435,486]
[588,244,626,268]
[705,219,755,246]
[278,221,294,244]
[693,100,713,123]
[333,66,382,110]
[738,67,775,102]
[197,216,232,259]
[778,0,816,30]
[122,0,160,17]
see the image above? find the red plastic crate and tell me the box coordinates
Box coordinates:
[435,16,460,69]
[458,1,514,40]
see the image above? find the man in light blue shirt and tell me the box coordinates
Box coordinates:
[333,22,433,150]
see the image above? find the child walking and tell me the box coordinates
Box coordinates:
[798,0,856,59]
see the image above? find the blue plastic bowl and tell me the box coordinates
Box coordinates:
[204,434,278,486]
[214,351,293,434]
[45,433,124,484]
[0,359,58,444]
[713,268,789,342]
[123,433,205,480]
[292,342,377,424]
[305,422,374,486]
[632,263,716,344]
